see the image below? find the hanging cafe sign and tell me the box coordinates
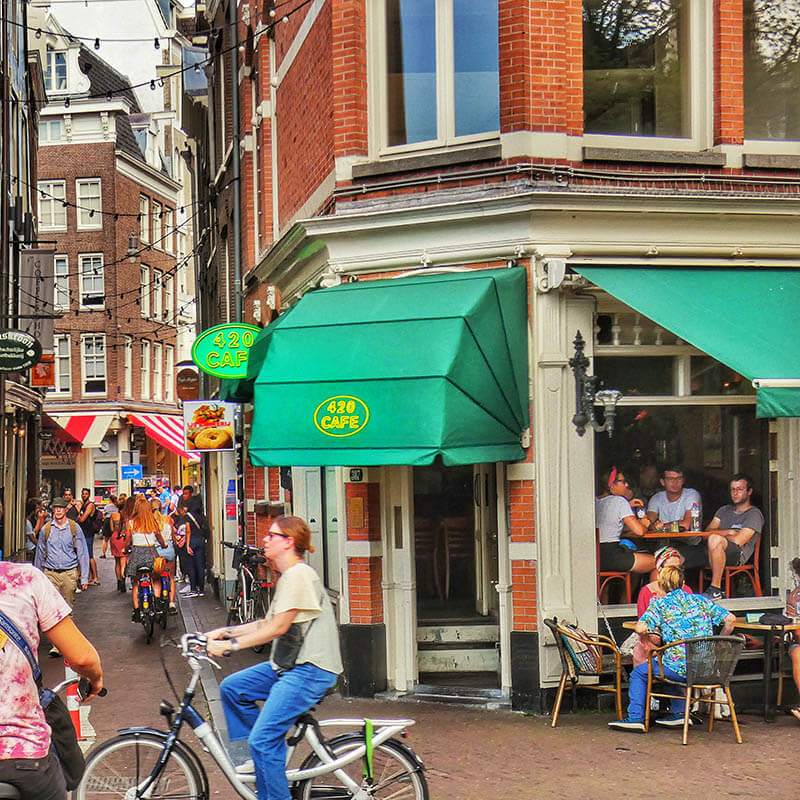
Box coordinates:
[191,323,260,379]
[0,329,42,372]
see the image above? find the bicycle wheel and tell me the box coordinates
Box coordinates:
[296,735,429,800]
[141,609,155,643]
[251,587,269,653]
[75,732,204,800]
[227,576,245,625]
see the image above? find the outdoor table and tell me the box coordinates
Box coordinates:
[641,530,712,539]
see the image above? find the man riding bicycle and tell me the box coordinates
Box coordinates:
[204,515,342,800]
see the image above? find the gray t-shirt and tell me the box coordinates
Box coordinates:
[713,504,764,562]
[268,561,343,675]
[596,495,634,543]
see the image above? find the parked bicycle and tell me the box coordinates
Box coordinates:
[135,563,171,643]
[75,632,428,799]
[224,540,273,653]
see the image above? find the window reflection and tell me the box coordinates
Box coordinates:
[744,0,800,140]
[583,0,686,137]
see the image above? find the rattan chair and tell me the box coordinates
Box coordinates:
[543,617,624,727]
[645,635,744,745]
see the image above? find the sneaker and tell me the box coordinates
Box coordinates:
[75,587,82,594]
[184,592,199,598]
[131,608,141,623]
[235,759,255,775]
[703,586,724,600]
[48,646,61,658]
[179,585,193,595]
[655,713,692,728]
[195,592,204,597]
[608,717,645,732]
[169,602,178,615]
[791,706,800,722]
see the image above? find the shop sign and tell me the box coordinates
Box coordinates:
[0,329,41,372]
[184,401,235,451]
[314,395,369,438]
[176,367,200,401]
[191,324,260,379]
[38,429,55,441]
[30,354,54,387]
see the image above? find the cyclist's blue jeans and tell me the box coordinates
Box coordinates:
[220,660,338,800]
[627,660,686,721]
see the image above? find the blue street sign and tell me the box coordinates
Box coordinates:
[121,464,143,480]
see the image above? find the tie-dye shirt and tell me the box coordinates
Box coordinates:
[639,589,730,676]
[0,562,71,759]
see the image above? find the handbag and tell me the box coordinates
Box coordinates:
[273,620,315,671]
[0,610,86,790]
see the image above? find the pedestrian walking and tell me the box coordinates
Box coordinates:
[100,494,119,559]
[172,501,208,597]
[110,495,133,592]
[77,488,101,586]
[150,498,177,614]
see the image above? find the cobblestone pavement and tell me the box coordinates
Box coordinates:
[39,555,800,799]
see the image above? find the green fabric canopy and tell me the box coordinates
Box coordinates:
[247,268,529,466]
[574,267,800,418]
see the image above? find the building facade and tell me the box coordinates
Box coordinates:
[193,0,800,710]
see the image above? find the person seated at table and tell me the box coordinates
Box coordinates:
[702,473,764,601]
[633,547,692,667]
[609,564,735,731]
[596,467,655,588]
[786,557,800,722]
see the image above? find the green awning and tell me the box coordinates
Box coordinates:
[574,267,800,417]
[247,268,529,466]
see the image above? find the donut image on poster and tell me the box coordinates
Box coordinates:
[184,402,235,451]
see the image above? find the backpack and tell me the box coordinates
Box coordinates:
[43,520,79,561]
[91,506,105,534]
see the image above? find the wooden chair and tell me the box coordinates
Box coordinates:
[414,516,444,600]
[543,617,624,727]
[442,516,474,599]
[645,635,744,745]
[596,529,632,604]
[699,536,762,597]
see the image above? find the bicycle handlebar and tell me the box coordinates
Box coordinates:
[180,632,222,670]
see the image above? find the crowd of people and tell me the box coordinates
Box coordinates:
[596,464,764,601]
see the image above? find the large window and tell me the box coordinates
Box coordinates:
[44,49,67,92]
[39,120,62,143]
[81,334,106,395]
[38,181,67,229]
[141,340,151,399]
[76,179,102,229]
[164,208,174,253]
[54,255,69,311]
[163,274,174,323]
[152,270,163,320]
[382,0,499,149]
[165,345,174,402]
[152,201,162,246]
[51,334,71,395]
[583,0,688,138]
[79,254,104,309]
[140,266,150,318]
[153,342,163,401]
[744,0,800,140]
[124,336,133,399]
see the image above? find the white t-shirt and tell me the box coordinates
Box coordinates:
[596,495,635,543]
[268,561,343,675]
[647,488,701,524]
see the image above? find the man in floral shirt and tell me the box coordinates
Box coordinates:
[0,561,103,798]
[609,564,735,732]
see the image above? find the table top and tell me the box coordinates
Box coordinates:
[623,618,800,632]
[642,530,712,539]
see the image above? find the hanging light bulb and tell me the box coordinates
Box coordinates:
[282,15,289,23]
[64,97,70,108]
[94,37,100,50]
[150,79,156,90]
[35,28,42,39]
[193,63,201,73]
[154,37,160,50]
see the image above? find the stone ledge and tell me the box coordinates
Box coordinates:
[351,143,502,179]
[743,153,800,170]
[583,146,727,166]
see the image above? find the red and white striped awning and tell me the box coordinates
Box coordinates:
[49,413,115,449]
[126,412,201,463]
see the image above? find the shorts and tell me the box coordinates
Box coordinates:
[83,533,94,557]
[156,544,176,562]
[599,541,636,572]
[724,541,746,566]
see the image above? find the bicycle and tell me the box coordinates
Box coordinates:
[134,564,170,643]
[75,632,429,799]
[224,540,273,653]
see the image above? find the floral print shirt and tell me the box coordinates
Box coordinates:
[639,589,729,676]
[0,563,70,759]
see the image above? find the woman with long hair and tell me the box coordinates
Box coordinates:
[126,494,166,621]
[150,498,177,613]
[110,495,135,592]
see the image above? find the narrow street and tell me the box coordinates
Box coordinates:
[36,556,799,799]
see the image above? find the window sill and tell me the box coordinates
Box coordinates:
[583,147,726,167]
[351,143,502,180]
[743,153,800,170]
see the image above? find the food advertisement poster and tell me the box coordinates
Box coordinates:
[183,401,236,452]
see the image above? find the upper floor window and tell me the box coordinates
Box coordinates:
[44,49,67,92]
[124,336,133,399]
[165,344,174,403]
[54,255,69,311]
[163,274,174,322]
[141,340,151,399]
[153,269,163,320]
[76,179,102,229]
[139,195,150,243]
[81,334,106,395]
[140,265,150,318]
[163,208,174,253]
[152,201,163,246]
[153,342,163,401]
[78,254,104,309]
[583,0,688,138]
[39,119,62,143]
[38,181,67,229]
[51,334,71,396]
[744,0,800,141]
[380,0,499,150]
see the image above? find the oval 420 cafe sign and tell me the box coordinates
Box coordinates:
[191,323,260,379]
[0,329,42,372]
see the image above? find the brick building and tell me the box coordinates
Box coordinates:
[190,0,800,711]
[37,25,198,505]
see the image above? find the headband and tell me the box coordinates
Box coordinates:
[608,466,618,489]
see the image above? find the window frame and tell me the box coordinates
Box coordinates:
[80,333,107,397]
[124,336,133,399]
[165,344,174,402]
[78,253,105,310]
[39,119,62,144]
[164,208,174,253]
[163,273,174,323]
[44,49,67,92]
[153,342,163,401]
[76,178,102,230]
[50,333,72,396]
[141,340,151,400]
[53,255,69,311]
[38,180,67,230]
[152,201,163,248]
[368,0,501,158]
[139,195,150,244]
[140,265,150,318]
[152,269,163,320]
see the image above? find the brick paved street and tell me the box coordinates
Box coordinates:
[38,556,799,799]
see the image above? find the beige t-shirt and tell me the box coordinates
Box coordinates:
[268,561,343,675]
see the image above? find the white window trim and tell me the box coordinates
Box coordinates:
[165,344,174,402]
[164,208,174,254]
[152,269,163,320]
[152,201,163,249]
[53,255,69,312]
[124,336,133,399]
[140,265,150,318]
[80,333,107,398]
[141,340,151,400]
[368,0,501,160]
[580,0,712,153]
[140,195,150,244]
[44,49,67,93]
[153,342,163,401]
[78,253,105,311]
[38,180,67,231]
[50,333,72,397]
[163,274,174,323]
[75,178,103,231]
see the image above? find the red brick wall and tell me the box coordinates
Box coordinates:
[332,0,368,158]
[510,479,536,631]
[348,557,384,624]
[714,0,744,144]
